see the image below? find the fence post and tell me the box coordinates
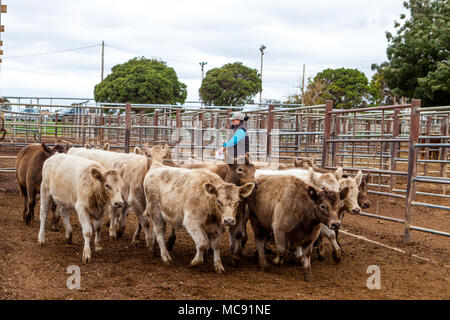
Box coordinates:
[153,110,159,143]
[124,102,131,153]
[389,109,400,194]
[404,99,421,243]
[266,105,274,161]
[321,100,333,169]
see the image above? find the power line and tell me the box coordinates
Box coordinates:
[4,43,102,59]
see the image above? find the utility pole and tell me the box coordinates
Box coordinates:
[259,44,266,103]
[199,61,207,80]
[101,40,104,81]
[301,64,305,104]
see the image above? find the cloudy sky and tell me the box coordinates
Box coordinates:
[0,0,407,103]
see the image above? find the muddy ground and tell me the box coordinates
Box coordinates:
[0,145,448,300]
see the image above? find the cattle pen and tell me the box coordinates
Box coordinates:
[0,96,449,300]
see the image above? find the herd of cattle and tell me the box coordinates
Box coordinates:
[14,142,371,281]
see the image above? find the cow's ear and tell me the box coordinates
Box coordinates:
[134,146,144,155]
[90,167,104,183]
[239,182,255,198]
[41,143,52,154]
[293,157,301,167]
[104,143,110,151]
[364,173,370,184]
[85,144,90,149]
[339,187,349,200]
[307,186,319,202]
[65,143,70,152]
[334,167,343,180]
[203,183,217,196]
[355,170,363,186]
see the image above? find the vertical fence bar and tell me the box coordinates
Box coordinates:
[124,102,131,153]
[389,109,400,194]
[321,100,332,169]
[404,99,421,243]
[266,105,274,161]
[424,116,432,175]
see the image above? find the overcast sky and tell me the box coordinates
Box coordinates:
[0,0,407,103]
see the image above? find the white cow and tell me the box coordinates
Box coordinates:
[38,153,124,263]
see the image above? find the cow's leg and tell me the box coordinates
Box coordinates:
[184,218,209,267]
[19,185,28,222]
[272,228,288,266]
[25,185,37,225]
[252,225,269,270]
[210,232,225,274]
[37,190,51,246]
[131,200,152,248]
[316,235,325,261]
[49,200,60,231]
[94,218,103,252]
[75,205,93,264]
[167,226,177,252]
[321,224,341,263]
[302,240,315,282]
[116,205,129,239]
[108,206,120,239]
[151,207,171,264]
[60,208,73,244]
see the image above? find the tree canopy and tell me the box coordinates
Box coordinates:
[369,63,396,106]
[312,68,370,109]
[382,0,449,106]
[94,57,187,110]
[199,62,262,106]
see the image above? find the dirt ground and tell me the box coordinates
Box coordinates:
[0,145,449,300]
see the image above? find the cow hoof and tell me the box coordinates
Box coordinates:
[231,257,241,267]
[38,239,45,247]
[332,251,341,264]
[259,263,270,271]
[131,239,141,247]
[272,256,283,266]
[190,259,202,268]
[116,230,124,239]
[51,225,59,232]
[65,234,72,244]
[215,264,225,274]
[82,250,91,264]
[304,274,312,282]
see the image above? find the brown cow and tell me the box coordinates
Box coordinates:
[15,143,68,225]
[143,163,255,273]
[247,174,348,281]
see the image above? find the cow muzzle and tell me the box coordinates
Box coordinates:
[329,220,341,230]
[351,207,361,215]
[113,201,124,208]
[362,201,371,209]
[223,218,235,226]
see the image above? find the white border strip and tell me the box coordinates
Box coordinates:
[340,230,450,268]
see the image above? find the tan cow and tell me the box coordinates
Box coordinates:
[15,143,68,225]
[143,163,254,273]
[247,174,348,281]
[180,156,257,265]
[38,153,124,263]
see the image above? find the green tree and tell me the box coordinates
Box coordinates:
[285,77,327,106]
[199,62,262,106]
[94,57,187,111]
[382,0,449,106]
[313,68,370,109]
[369,63,396,106]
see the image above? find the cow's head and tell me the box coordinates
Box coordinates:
[142,143,171,164]
[338,170,363,216]
[203,181,255,226]
[225,154,257,187]
[90,166,125,209]
[307,186,348,229]
[42,143,69,155]
[358,173,371,209]
[309,167,340,193]
[293,157,315,168]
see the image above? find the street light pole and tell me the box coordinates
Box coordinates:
[259,44,266,104]
[199,61,207,80]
